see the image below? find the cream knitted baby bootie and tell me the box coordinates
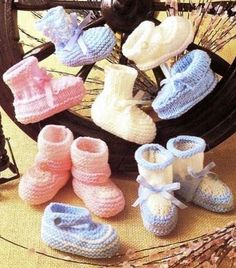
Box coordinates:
[19,125,73,205]
[71,137,125,218]
[167,136,234,213]
[122,17,194,71]
[133,144,187,236]
[91,64,156,144]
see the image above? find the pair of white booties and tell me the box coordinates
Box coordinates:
[134,136,234,236]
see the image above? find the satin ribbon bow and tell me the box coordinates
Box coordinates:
[159,63,186,94]
[33,68,54,107]
[118,99,151,108]
[182,161,216,202]
[117,90,151,110]
[132,176,187,209]
[64,12,93,54]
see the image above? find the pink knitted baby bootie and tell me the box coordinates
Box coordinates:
[2,56,85,124]
[19,125,74,205]
[71,137,125,218]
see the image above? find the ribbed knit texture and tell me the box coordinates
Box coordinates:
[18,125,74,205]
[134,144,178,236]
[91,64,156,144]
[36,6,116,67]
[2,56,85,124]
[71,137,125,218]
[41,203,120,258]
[122,17,194,71]
[167,136,234,213]
[152,50,218,119]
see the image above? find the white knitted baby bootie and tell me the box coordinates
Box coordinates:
[122,16,194,71]
[91,64,156,144]
[133,144,187,236]
[167,136,234,213]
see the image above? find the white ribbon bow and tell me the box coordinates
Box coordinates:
[132,176,187,209]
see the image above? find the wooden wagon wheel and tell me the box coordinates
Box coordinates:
[0,0,235,172]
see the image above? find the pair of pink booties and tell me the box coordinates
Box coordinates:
[19,125,125,218]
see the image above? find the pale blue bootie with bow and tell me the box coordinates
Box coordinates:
[152,49,218,119]
[133,144,187,236]
[36,6,116,67]
[167,136,234,213]
[41,203,120,258]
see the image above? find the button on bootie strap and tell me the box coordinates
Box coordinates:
[133,176,187,209]
[45,203,92,228]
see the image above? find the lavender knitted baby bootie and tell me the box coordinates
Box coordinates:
[167,136,234,213]
[36,6,116,67]
[41,203,120,258]
[133,144,187,236]
[152,50,218,119]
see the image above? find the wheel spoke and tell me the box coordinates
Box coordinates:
[77,64,95,81]
[119,33,128,65]
[14,0,101,11]
[23,42,55,61]
[152,67,165,87]
[84,16,105,30]
[152,1,225,13]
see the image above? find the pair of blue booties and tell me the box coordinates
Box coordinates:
[152,49,218,119]
[133,135,234,236]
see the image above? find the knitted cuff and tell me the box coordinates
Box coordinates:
[37,125,74,159]
[35,6,75,46]
[122,20,155,61]
[72,164,111,184]
[104,64,137,99]
[3,57,38,88]
[35,154,72,172]
[71,137,109,169]
[135,144,173,171]
[171,50,211,86]
[166,135,206,159]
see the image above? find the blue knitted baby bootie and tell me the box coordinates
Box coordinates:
[133,144,187,236]
[41,203,120,258]
[152,49,218,119]
[36,6,116,67]
[167,136,234,213]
